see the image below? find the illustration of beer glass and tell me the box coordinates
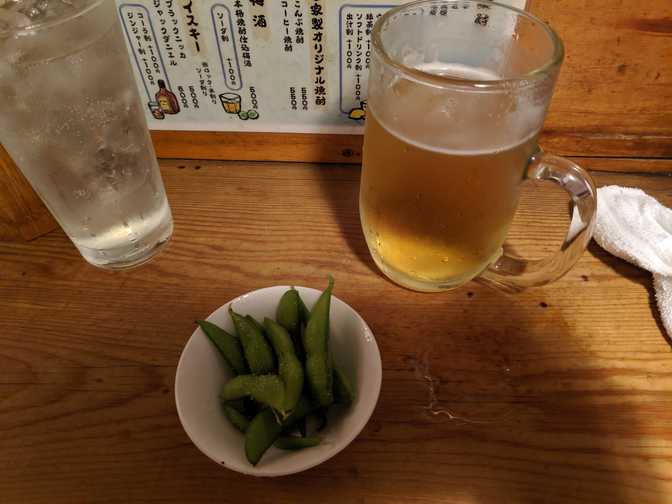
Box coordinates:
[219,93,242,114]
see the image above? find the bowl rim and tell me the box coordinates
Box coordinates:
[175,285,383,477]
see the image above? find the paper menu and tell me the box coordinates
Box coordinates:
[116,0,526,134]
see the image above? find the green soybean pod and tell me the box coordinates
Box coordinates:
[220,374,286,414]
[222,397,258,417]
[297,292,311,325]
[245,395,315,466]
[274,435,321,450]
[302,276,334,407]
[223,405,250,433]
[264,317,304,414]
[333,365,356,405]
[296,290,311,366]
[277,288,306,362]
[222,398,247,414]
[245,314,266,335]
[229,307,276,374]
[196,320,247,375]
[276,288,300,335]
[244,409,280,466]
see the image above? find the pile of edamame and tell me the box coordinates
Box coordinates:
[196,277,355,466]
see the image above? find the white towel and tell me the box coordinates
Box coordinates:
[593,186,672,338]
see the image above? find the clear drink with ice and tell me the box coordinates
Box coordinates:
[0,0,172,269]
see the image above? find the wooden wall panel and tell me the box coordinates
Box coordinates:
[532,0,672,157]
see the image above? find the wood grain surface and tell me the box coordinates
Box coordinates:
[0,145,57,242]
[0,160,671,503]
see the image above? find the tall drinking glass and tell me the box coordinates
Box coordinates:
[361,0,597,292]
[0,0,173,269]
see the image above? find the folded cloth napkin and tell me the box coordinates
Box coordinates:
[593,185,672,338]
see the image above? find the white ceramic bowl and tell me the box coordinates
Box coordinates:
[175,286,382,477]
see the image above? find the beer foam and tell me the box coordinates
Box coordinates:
[372,107,540,157]
[373,62,542,156]
[415,62,502,81]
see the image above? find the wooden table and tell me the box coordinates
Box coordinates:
[1,159,671,503]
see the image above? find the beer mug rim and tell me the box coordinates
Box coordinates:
[0,0,107,37]
[371,0,564,91]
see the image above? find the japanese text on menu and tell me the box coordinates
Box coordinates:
[116,0,525,133]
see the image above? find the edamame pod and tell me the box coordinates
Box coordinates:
[245,314,266,335]
[302,276,334,407]
[297,293,311,325]
[277,288,306,362]
[223,405,250,433]
[333,365,356,405]
[196,320,247,375]
[276,288,300,335]
[274,435,321,450]
[245,395,316,466]
[229,307,276,374]
[264,317,304,414]
[221,374,285,413]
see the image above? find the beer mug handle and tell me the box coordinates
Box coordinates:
[479,152,597,292]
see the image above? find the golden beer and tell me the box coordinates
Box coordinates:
[358,1,596,292]
[360,109,538,290]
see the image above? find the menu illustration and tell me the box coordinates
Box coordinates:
[116,0,526,133]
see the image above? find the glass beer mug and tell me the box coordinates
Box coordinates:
[360,0,597,292]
